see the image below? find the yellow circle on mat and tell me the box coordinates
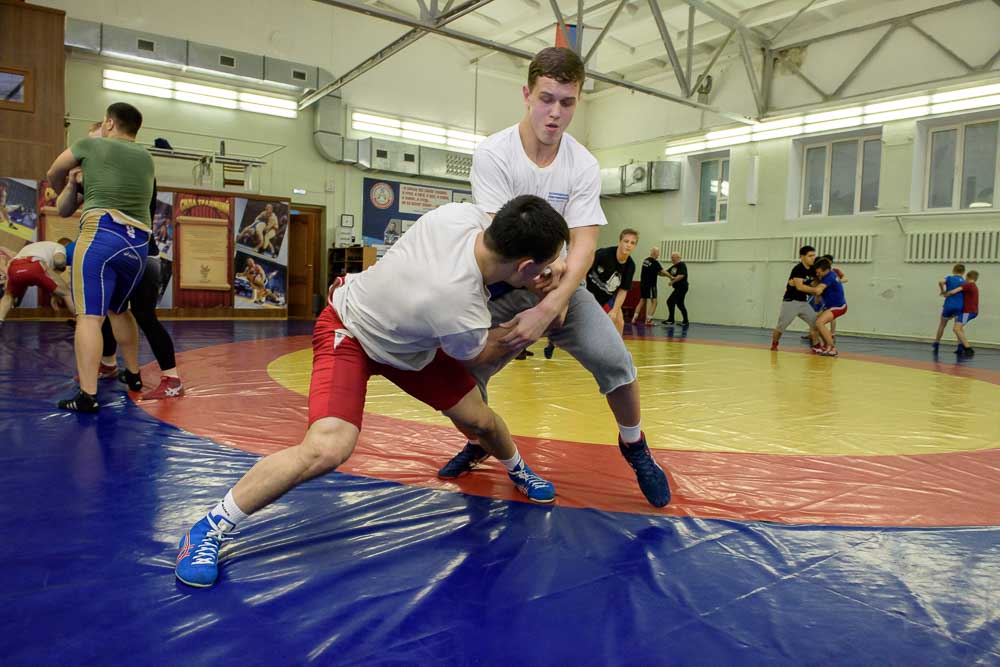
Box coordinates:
[268,339,1000,456]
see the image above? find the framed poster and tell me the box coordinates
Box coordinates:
[340,213,354,228]
[0,67,33,113]
[178,216,231,290]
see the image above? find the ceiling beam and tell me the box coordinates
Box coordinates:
[583,0,628,65]
[548,0,576,52]
[298,0,497,109]
[313,0,755,123]
[647,0,690,95]
[737,31,765,116]
[678,0,768,46]
[768,0,818,43]
[775,0,979,50]
[688,28,734,98]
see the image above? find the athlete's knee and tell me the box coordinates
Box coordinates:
[446,400,496,440]
[301,418,358,472]
[455,410,496,440]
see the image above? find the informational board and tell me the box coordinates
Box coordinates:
[177,217,231,291]
[361,177,471,247]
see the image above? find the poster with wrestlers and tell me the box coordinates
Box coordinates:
[233,251,287,309]
[0,178,38,245]
[234,198,289,263]
[0,178,39,307]
[232,197,290,309]
[361,178,471,248]
[152,192,175,309]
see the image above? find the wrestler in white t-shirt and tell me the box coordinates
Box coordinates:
[472,125,607,231]
[15,241,68,268]
[436,46,670,510]
[333,202,493,371]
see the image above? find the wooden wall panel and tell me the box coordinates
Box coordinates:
[0,1,65,180]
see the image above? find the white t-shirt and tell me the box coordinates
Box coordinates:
[15,241,66,267]
[471,124,608,230]
[332,202,492,371]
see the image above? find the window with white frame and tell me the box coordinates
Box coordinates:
[696,156,729,222]
[800,135,881,216]
[926,118,999,210]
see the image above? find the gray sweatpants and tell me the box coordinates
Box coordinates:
[469,284,638,399]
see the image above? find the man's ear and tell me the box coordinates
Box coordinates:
[515,258,534,275]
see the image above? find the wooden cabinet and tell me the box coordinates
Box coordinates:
[327,246,376,285]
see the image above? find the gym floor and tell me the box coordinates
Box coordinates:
[2,320,998,665]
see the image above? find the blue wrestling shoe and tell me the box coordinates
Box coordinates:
[437,442,490,478]
[619,433,671,508]
[175,513,237,588]
[508,461,556,503]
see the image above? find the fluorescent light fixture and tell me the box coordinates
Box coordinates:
[805,107,862,123]
[751,116,803,132]
[804,117,863,133]
[931,83,1000,103]
[402,121,446,136]
[352,112,400,128]
[240,102,297,118]
[864,106,929,124]
[447,138,477,150]
[103,79,173,98]
[352,121,401,137]
[447,129,485,142]
[930,94,1000,115]
[705,135,750,149]
[173,91,237,109]
[705,125,753,140]
[863,95,929,114]
[103,69,172,89]
[664,142,706,155]
[175,81,237,100]
[239,92,298,110]
[401,130,446,144]
[752,126,804,141]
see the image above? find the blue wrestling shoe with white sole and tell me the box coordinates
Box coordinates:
[619,433,671,507]
[437,442,490,479]
[508,462,556,503]
[175,513,237,588]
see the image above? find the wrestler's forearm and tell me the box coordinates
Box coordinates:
[537,228,596,315]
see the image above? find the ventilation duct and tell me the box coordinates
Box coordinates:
[65,18,328,96]
[601,161,681,197]
[65,19,476,179]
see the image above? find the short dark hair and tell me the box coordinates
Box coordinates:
[619,228,638,240]
[967,270,979,280]
[814,258,832,272]
[528,47,585,90]
[485,195,570,263]
[820,254,834,262]
[953,263,966,274]
[106,102,143,136]
[799,245,816,256]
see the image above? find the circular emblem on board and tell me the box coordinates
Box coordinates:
[370,182,395,210]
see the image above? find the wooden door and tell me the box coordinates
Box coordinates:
[287,206,322,319]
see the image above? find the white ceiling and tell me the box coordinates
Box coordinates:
[356,0,942,88]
